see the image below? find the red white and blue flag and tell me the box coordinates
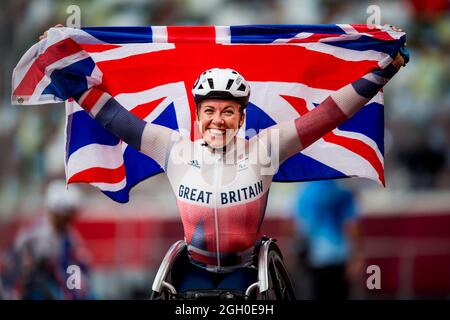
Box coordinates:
[12,25,406,203]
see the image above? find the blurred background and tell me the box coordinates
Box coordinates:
[0,0,449,299]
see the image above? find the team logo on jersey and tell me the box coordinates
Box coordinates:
[187,159,201,169]
[237,161,249,172]
[237,155,249,172]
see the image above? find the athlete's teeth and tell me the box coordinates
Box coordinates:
[209,129,224,135]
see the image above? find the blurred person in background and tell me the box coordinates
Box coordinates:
[292,180,363,300]
[0,180,94,300]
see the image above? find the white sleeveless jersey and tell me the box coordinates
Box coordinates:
[140,122,301,272]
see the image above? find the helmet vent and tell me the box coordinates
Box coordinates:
[198,83,204,89]
[226,79,234,90]
[237,83,247,92]
[207,78,214,89]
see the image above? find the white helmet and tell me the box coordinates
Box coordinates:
[192,68,250,108]
[45,180,81,214]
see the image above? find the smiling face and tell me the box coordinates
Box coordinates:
[197,99,245,148]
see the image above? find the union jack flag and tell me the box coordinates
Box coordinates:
[12,25,406,203]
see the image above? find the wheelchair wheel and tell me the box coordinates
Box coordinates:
[268,253,296,300]
[150,289,171,300]
[258,240,296,300]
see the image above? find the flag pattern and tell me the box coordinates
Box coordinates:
[12,25,406,202]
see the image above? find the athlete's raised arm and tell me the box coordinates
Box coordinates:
[37,26,180,171]
[75,88,180,171]
[264,49,407,165]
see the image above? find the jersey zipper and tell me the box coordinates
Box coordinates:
[213,154,221,270]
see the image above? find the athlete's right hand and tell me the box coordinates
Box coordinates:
[39,24,64,40]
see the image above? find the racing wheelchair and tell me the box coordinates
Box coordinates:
[150,236,296,300]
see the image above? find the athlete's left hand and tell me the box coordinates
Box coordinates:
[39,24,64,41]
[383,24,409,68]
